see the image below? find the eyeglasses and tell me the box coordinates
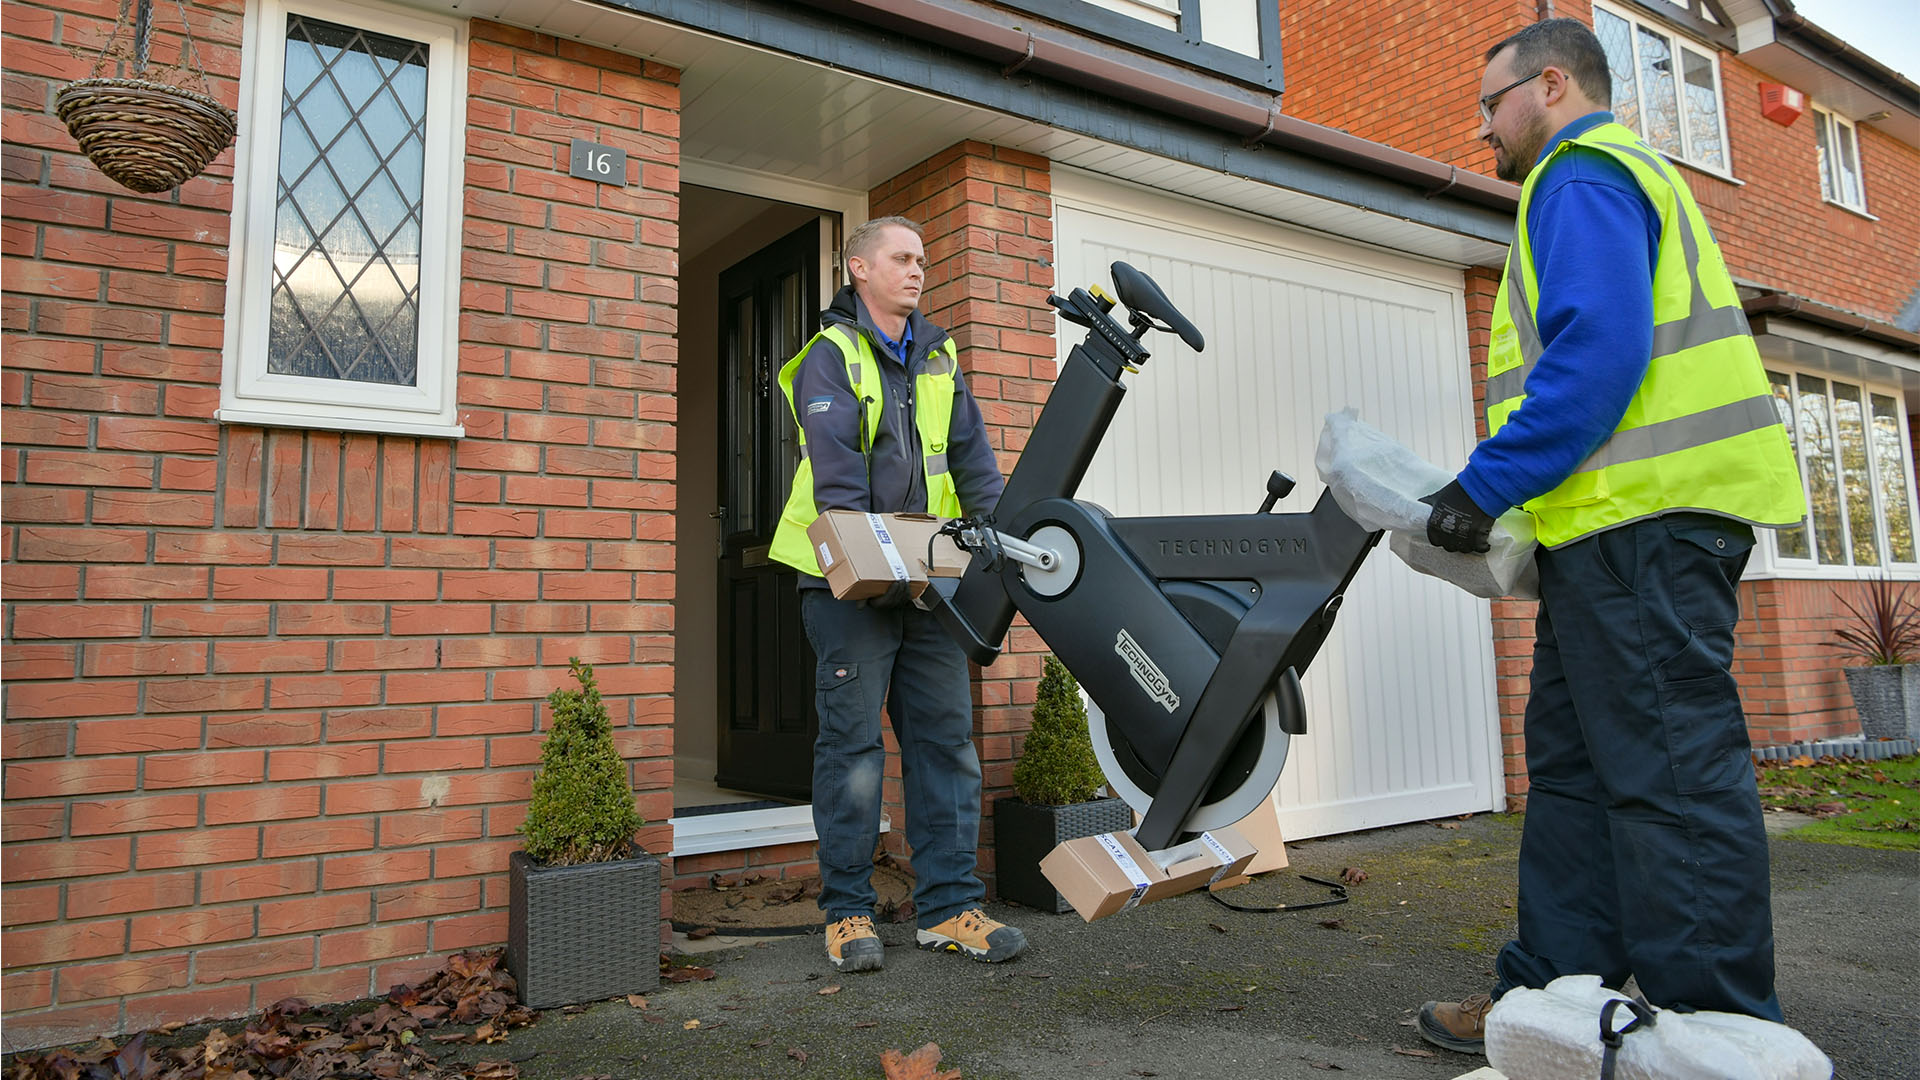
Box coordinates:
[1478,70,1543,123]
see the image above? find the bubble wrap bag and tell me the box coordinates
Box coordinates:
[1486,975,1832,1080]
[1313,410,1538,599]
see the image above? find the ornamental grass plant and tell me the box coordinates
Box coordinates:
[1832,574,1920,667]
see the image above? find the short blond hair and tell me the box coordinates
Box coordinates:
[845,215,923,276]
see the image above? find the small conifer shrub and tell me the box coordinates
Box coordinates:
[520,660,643,866]
[1011,655,1105,807]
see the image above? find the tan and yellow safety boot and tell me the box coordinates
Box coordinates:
[915,908,1026,963]
[825,915,884,972]
[1417,992,1493,1054]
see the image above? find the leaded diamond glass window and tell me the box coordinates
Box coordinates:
[269,15,428,387]
[1591,1,1731,175]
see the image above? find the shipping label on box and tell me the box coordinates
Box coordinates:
[1040,826,1255,922]
[806,511,968,600]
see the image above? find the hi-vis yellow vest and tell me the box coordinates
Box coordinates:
[768,324,963,575]
[1486,122,1805,548]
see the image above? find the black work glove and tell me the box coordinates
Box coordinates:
[865,579,915,610]
[1421,479,1496,554]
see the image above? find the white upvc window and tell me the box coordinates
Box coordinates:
[1812,107,1867,213]
[219,0,467,438]
[1591,0,1733,178]
[1766,368,1919,572]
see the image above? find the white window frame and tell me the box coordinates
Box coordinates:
[1590,0,1736,181]
[218,0,467,438]
[1760,366,1920,580]
[1812,106,1869,214]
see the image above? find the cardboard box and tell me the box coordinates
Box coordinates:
[805,511,970,601]
[1225,781,1290,879]
[1039,826,1256,923]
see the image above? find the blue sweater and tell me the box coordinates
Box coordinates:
[1458,112,1661,516]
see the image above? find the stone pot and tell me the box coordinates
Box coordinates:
[1842,663,1920,741]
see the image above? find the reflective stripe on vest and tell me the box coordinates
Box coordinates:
[1484,122,1805,547]
[768,323,963,575]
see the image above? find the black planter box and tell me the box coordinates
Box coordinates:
[992,795,1134,913]
[507,849,661,1008]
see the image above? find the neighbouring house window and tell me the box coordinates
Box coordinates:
[219,0,467,437]
[997,1,1277,81]
[1767,369,1917,568]
[1591,1,1730,176]
[1813,107,1867,212]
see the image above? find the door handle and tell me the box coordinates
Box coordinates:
[710,507,726,520]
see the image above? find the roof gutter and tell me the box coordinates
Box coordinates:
[1743,292,1920,353]
[790,0,1519,213]
[1771,11,1920,115]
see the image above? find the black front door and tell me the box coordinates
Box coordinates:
[715,219,825,800]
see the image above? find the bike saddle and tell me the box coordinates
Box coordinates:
[1112,261,1205,353]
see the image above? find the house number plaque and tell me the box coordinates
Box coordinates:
[568,138,627,185]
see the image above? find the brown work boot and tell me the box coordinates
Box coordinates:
[1417,992,1493,1054]
[825,915,884,972]
[915,908,1027,963]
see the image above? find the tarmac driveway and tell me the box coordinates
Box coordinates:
[456,814,1917,1080]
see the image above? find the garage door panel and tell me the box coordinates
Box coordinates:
[1054,187,1501,841]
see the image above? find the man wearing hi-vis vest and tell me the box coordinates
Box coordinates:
[770,215,1023,974]
[1417,19,1808,1056]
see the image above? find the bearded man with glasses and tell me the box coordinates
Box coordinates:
[1415,17,1806,1057]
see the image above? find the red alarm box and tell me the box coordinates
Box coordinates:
[1760,83,1806,126]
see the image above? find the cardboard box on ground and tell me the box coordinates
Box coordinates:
[1041,782,1292,922]
[806,511,971,601]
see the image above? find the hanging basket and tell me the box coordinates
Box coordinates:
[55,77,236,194]
[54,0,237,195]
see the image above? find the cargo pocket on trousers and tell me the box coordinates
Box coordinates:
[814,662,863,742]
[1658,671,1750,794]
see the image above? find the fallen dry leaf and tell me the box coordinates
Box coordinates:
[626,995,648,1009]
[1340,867,1368,884]
[1216,1004,1245,1012]
[817,985,843,995]
[880,1041,961,1080]
[855,1021,879,1029]
[1307,1061,1345,1070]
[471,1060,519,1078]
[1434,820,1462,830]
[1207,923,1228,934]
[683,1020,700,1030]
[789,1047,810,1063]
[752,1037,774,1049]
[687,927,717,940]
[663,964,716,983]
[1318,919,1345,930]
[1392,1046,1436,1058]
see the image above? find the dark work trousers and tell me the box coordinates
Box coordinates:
[800,588,985,930]
[1492,513,1783,1022]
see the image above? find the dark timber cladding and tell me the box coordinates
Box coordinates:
[599,0,1520,244]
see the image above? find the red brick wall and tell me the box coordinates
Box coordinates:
[2,8,680,1048]
[1277,0,1539,173]
[1280,1,1919,323]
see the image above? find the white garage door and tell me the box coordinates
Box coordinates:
[1053,171,1504,840]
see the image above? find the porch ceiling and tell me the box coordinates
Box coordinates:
[427,0,1509,268]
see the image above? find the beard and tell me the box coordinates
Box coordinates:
[1491,105,1552,183]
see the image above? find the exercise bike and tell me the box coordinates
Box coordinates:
[919,263,1380,853]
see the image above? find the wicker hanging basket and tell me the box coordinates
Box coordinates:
[53,0,237,194]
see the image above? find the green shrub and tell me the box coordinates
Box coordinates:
[520,659,643,866]
[1012,655,1106,806]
